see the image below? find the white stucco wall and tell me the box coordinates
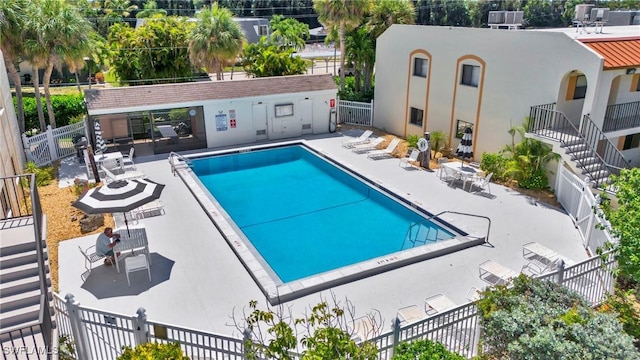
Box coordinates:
[374,25,604,159]
[0,50,26,177]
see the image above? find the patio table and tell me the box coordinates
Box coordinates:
[113,226,150,273]
[441,162,483,191]
[95,151,123,170]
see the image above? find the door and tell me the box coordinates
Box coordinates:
[299,99,313,135]
[253,104,268,141]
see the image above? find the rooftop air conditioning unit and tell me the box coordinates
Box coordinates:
[590,8,610,22]
[505,11,524,24]
[488,11,506,24]
[575,4,595,21]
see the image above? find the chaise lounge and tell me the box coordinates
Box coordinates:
[367,138,400,159]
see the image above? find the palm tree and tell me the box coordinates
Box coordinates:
[344,27,374,94]
[103,0,138,27]
[0,0,29,133]
[136,0,167,18]
[25,0,93,128]
[313,0,372,92]
[188,4,246,81]
[368,0,416,39]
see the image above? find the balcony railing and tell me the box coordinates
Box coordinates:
[602,100,640,132]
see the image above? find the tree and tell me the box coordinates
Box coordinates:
[0,0,28,133]
[368,0,416,39]
[188,4,245,81]
[269,14,310,51]
[242,38,307,77]
[108,16,193,85]
[313,0,372,93]
[344,27,374,94]
[239,297,380,360]
[600,167,640,284]
[24,0,93,128]
[477,275,639,359]
[136,0,167,18]
[103,0,138,28]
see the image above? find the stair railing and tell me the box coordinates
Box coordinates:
[528,105,621,191]
[581,114,630,173]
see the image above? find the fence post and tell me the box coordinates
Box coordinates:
[132,307,150,346]
[556,259,565,285]
[369,99,374,127]
[242,328,251,357]
[64,293,92,360]
[390,317,401,357]
[22,133,34,163]
[555,160,563,194]
[584,193,598,252]
[46,125,57,162]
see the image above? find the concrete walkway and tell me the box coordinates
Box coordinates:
[57,129,587,337]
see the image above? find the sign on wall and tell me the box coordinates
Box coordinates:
[229,109,236,128]
[215,113,228,131]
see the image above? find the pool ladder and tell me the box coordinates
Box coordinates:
[402,211,492,250]
[168,151,192,176]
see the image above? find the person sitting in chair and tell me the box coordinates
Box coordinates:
[96,227,121,266]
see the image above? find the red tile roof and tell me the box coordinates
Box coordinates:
[84,74,337,112]
[580,37,640,69]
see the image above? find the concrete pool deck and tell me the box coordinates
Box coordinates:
[58,129,588,338]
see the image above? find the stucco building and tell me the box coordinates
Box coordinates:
[0,49,25,179]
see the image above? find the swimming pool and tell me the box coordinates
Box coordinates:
[179,142,484,304]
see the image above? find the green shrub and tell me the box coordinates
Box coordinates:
[336,76,374,102]
[406,134,419,149]
[17,94,86,131]
[477,276,640,359]
[600,289,640,341]
[22,161,53,187]
[117,342,188,360]
[480,152,507,181]
[391,339,465,360]
[519,167,549,190]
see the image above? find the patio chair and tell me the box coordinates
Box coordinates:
[436,158,449,179]
[351,137,384,153]
[470,172,493,194]
[101,165,145,184]
[479,260,518,285]
[367,138,400,159]
[124,254,151,287]
[399,149,421,169]
[342,130,373,148]
[350,316,376,343]
[396,305,427,325]
[441,166,461,185]
[424,293,456,315]
[78,245,106,274]
[122,147,136,170]
[521,242,573,276]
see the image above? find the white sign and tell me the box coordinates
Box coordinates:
[215,113,228,131]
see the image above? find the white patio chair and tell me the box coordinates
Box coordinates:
[101,165,145,184]
[479,260,518,285]
[470,172,493,194]
[351,137,384,153]
[342,130,373,148]
[399,149,420,168]
[122,147,136,170]
[436,158,449,179]
[124,254,151,286]
[441,166,460,185]
[78,245,106,274]
[367,138,400,159]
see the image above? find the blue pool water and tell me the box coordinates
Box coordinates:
[191,145,455,283]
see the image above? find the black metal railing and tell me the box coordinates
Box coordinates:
[0,174,53,350]
[581,114,629,171]
[603,100,640,132]
[528,105,624,191]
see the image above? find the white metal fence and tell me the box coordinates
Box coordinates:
[338,99,374,126]
[22,120,88,166]
[53,250,615,360]
[555,160,616,255]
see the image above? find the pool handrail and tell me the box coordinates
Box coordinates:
[429,211,492,247]
[168,151,192,176]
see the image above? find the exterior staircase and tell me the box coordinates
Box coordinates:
[0,176,55,358]
[528,104,630,192]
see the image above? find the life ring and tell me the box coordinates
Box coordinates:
[417,138,429,152]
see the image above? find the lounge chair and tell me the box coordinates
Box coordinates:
[521,242,573,275]
[424,293,456,315]
[342,130,373,148]
[396,305,427,325]
[101,165,145,184]
[367,138,400,159]
[479,260,518,285]
[351,137,384,153]
[399,149,421,169]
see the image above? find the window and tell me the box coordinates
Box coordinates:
[275,104,293,117]
[623,133,640,150]
[456,120,474,139]
[258,25,269,36]
[635,76,640,92]
[461,65,480,87]
[573,75,587,99]
[413,58,428,77]
[409,107,423,127]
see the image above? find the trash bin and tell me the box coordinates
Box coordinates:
[73,136,88,164]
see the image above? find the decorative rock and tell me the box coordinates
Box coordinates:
[79,214,104,233]
[71,215,77,222]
